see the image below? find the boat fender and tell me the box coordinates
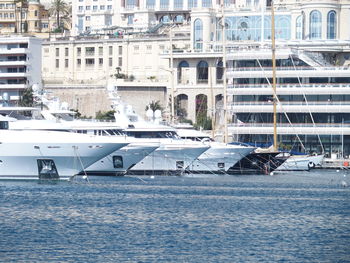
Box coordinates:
[308,162,315,169]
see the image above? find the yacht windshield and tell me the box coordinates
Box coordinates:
[126,130,179,139]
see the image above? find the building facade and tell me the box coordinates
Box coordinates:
[0,0,51,35]
[0,36,42,106]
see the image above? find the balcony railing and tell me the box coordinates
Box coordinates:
[227,66,350,72]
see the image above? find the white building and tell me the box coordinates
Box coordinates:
[0,36,42,106]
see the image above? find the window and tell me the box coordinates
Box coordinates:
[107,5,112,9]
[146,0,155,9]
[100,5,105,10]
[174,0,183,9]
[296,15,302,40]
[118,57,122,67]
[126,0,136,8]
[113,156,123,168]
[188,0,197,8]
[178,61,189,84]
[216,60,223,84]
[86,16,90,21]
[109,46,113,55]
[85,58,95,66]
[194,19,203,51]
[55,48,59,56]
[197,61,208,83]
[99,58,103,65]
[127,14,134,24]
[309,10,322,39]
[134,45,139,51]
[86,6,90,10]
[109,57,113,67]
[85,47,95,55]
[65,59,68,68]
[93,5,98,10]
[118,46,122,55]
[146,45,152,51]
[65,48,68,56]
[202,0,211,7]
[327,10,336,39]
[55,59,59,68]
[99,46,103,55]
[160,0,169,9]
[77,47,81,56]
[77,58,81,65]
[78,6,83,11]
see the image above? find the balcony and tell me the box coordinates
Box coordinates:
[229,102,350,113]
[0,48,28,55]
[0,61,27,67]
[227,66,350,78]
[0,72,28,78]
[0,83,27,89]
[227,83,350,95]
[227,123,350,136]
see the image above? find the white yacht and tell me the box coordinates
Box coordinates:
[0,116,128,179]
[175,126,255,173]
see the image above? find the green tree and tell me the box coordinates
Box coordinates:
[49,0,70,32]
[95,110,115,121]
[19,87,33,107]
[145,100,163,112]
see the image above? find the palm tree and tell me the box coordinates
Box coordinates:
[49,0,69,32]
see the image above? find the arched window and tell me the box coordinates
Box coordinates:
[178,61,189,84]
[197,61,208,84]
[309,10,322,39]
[216,60,223,84]
[175,94,188,119]
[296,15,302,40]
[174,15,184,23]
[327,10,336,39]
[160,15,170,23]
[194,19,203,51]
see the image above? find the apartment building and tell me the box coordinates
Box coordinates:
[0,36,42,106]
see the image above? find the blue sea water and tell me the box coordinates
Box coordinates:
[0,170,349,263]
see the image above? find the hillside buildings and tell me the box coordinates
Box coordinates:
[3,0,350,156]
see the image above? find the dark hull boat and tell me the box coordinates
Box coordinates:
[227,152,287,175]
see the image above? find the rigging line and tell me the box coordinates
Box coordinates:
[256,58,306,152]
[73,146,90,183]
[289,54,325,154]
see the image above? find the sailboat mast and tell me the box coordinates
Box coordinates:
[222,0,228,144]
[271,1,278,151]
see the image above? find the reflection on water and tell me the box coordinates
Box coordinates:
[0,170,349,262]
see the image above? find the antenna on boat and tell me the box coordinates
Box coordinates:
[221,0,228,144]
[271,0,278,152]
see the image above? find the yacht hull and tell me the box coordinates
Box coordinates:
[186,145,254,174]
[128,144,209,175]
[0,130,128,179]
[84,143,159,176]
[275,154,324,171]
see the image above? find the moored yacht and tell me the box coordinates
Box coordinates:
[175,127,255,174]
[0,116,129,179]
